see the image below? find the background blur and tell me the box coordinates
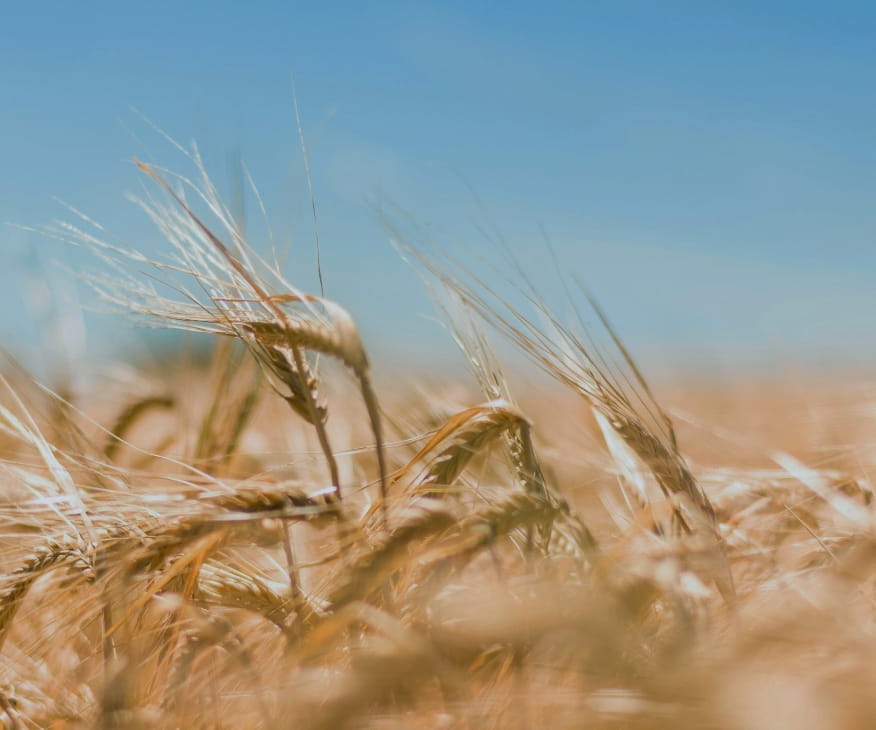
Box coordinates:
[3,1,876,377]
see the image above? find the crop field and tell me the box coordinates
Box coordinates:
[1,150,875,729]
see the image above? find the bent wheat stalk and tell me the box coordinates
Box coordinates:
[432,294,597,554]
[395,235,718,535]
[394,400,527,496]
[135,161,345,496]
[71,160,390,530]
[104,394,175,461]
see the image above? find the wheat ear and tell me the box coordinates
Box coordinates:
[0,535,95,650]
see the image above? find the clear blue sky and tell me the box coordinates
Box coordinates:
[4,1,876,373]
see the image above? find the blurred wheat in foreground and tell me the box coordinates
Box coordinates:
[2,149,876,729]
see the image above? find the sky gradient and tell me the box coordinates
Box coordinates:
[4,1,876,374]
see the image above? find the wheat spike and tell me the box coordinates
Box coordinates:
[0,534,96,649]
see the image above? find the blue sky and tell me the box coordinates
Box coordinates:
[3,1,876,373]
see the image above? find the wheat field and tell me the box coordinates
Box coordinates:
[1,148,875,729]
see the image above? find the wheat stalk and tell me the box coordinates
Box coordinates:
[395,235,721,536]
[16,135,876,728]
[0,534,96,649]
